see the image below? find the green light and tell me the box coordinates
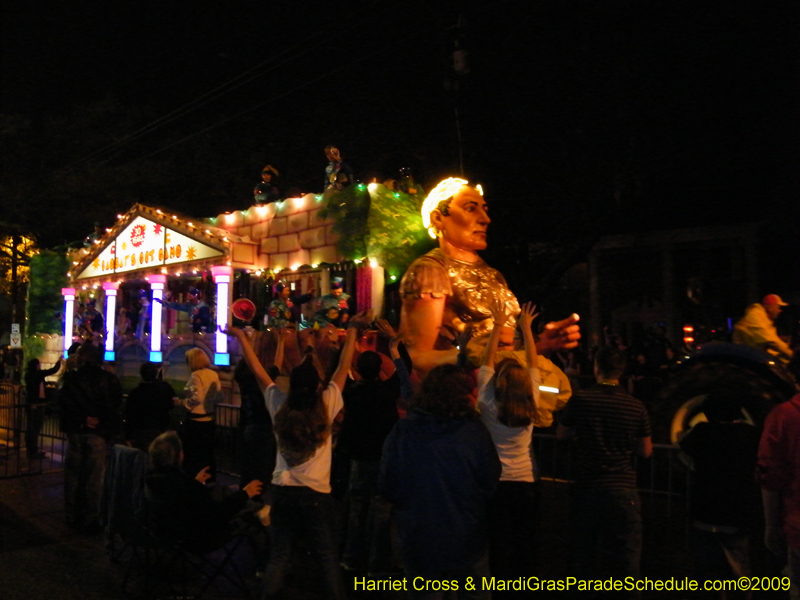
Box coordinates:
[390,275,397,281]
[357,184,365,190]
[394,193,399,198]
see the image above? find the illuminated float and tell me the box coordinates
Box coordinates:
[59,182,431,391]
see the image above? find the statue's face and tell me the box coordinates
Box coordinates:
[433,186,490,252]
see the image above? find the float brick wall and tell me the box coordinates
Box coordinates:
[213,194,340,271]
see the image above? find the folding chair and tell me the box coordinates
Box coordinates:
[151,531,253,599]
[142,481,255,599]
[101,444,161,593]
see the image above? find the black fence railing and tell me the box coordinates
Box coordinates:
[2,393,691,521]
[0,384,66,478]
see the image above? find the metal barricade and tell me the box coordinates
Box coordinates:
[534,433,689,517]
[0,384,66,478]
[214,403,241,477]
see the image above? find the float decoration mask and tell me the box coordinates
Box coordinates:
[421,177,485,240]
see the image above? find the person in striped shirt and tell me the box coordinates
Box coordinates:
[557,346,652,590]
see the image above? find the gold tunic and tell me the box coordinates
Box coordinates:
[400,248,571,427]
[399,248,520,348]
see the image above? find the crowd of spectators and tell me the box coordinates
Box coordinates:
[12,292,797,598]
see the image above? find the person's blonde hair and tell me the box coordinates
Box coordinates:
[420,177,483,239]
[494,358,536,428]
[185,347,211,371]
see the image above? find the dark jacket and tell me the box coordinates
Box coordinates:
[145,466,248,552]
[24,361,62,404]
[124,380,176,440]
[380,411,501,572]
[59,363,123,439]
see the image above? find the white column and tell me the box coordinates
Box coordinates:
[370,260,385,318]
[148,274,167,362]
[61,287,76,359]
[211,265,233,366]
[102,282,119,361]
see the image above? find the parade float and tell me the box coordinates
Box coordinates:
[42,181,431,392]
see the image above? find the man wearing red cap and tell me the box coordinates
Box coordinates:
[733,294,793,363]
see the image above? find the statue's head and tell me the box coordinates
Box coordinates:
[421,177,489,253]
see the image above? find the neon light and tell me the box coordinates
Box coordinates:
[104,351,115,361]
[214,353,230,366]
[102,282,119,354]
[149,351,163,362]
[61,287,76,355]
[211,266,233,358]
[539,386,560,393]
[149,275,167,353]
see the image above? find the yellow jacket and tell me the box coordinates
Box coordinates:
[733,303,793,362]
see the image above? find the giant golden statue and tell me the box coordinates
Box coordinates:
[398,178,580,424]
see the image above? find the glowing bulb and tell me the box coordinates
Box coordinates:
[369,259,378,268]
[225,213,236,224]
[291,265,299,271]
[368,183,377,193]
[312,263,319,268]
[293,197,305,208]
[390,275,397,281]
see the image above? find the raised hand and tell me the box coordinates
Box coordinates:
[517,302,539,332]
[537,313,581,355]
[375,318,398,340]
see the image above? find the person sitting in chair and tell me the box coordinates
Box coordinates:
[145,431,263,553]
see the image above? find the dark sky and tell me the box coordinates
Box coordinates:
[2,0,798,247]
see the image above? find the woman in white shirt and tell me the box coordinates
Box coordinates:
[181,348,223,479]
[478,302,541,584]
[228,318,363,600]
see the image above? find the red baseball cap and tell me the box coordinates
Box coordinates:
[762,294,788,306]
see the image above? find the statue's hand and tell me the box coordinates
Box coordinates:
[537,313,581,356]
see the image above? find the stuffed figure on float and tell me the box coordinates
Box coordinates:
[398,177,582,426]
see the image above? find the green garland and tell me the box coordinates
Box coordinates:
[366,185,433,279]
[320,183,434,279]
[319,184,370,260]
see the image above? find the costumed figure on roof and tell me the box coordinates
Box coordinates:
[267,281,315,328]
[254,164,281,204]
[155,288,211,333]
[398,177,582,426]
[323,145,354,191]
[314,277,350,328]
[83,222,104,248]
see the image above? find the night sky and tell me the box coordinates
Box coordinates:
[2,1,798,279]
